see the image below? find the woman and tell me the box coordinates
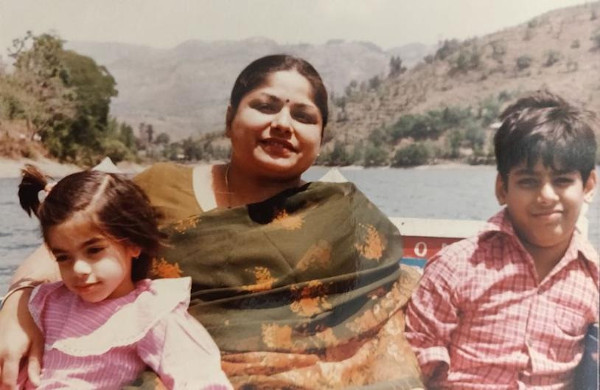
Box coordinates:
[0,55,422,389]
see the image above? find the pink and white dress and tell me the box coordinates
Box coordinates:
[23,277,232,390]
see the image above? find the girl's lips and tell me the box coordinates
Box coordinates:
[74,282,100,294]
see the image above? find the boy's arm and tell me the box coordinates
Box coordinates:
[0,245,60,389]
[405,257,460,384]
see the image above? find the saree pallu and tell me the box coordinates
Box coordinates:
[143,182,423,389]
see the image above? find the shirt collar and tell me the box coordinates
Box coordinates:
[480,208,599,267]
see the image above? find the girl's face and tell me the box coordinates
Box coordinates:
[46,213,140,303]
[227,70,323,180]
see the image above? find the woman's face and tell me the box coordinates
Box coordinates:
[227,70,323,180]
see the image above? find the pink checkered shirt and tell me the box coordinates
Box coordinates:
[405,209,599,390]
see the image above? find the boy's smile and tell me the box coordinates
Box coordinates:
[496,161,596,257]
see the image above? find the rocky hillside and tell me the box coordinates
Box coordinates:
[327,2,600,145]
[66,39,434,139]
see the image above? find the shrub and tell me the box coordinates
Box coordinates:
[592,29,600,49]
[516,55,532,70]
[391,143,431,167]
[435,39,461,61]
[571,39,580,49]
[491,40,506,61]
[363,144,389,167]
[544,50,560,67]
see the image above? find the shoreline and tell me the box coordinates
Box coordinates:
[0,157,495,179]
[0,157,81,179]
[0,157,151,179]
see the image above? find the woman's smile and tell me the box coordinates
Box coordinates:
[259,138,297,155]
[228,70,322,180]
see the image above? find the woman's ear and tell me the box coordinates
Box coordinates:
[495,174,507,206]
[583,169,597,204]
[225,105,234,138]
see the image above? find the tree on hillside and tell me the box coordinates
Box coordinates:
[7,32,76,139]
[6,32,123,164]
[57,49,118,161]
[389,56,406,78]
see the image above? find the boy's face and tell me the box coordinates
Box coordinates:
[496,161,596,252]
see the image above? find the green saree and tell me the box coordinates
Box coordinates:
[145,181,423,389]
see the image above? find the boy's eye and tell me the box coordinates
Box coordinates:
[554,176,575,186]
[516,178,538,188]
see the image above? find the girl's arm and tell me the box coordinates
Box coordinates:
[0,245,60,389]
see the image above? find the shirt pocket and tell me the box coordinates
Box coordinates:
[554,305,588,338]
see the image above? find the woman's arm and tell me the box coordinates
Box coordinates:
[0,245,60,389]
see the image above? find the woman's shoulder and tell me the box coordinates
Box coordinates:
[133,163,203,223]
[134,162,194,188]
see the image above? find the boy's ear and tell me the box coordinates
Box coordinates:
[583,169,597,204]
[225,106,233,138]
[495,174,507,206]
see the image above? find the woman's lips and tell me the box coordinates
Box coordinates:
[259,138,296,153]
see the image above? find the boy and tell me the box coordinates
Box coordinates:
[405,91,598,389]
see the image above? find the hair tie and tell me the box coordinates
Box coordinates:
[44,182,56,194]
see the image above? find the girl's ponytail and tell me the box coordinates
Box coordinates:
[18,164,51,218]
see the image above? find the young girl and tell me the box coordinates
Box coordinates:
[17,165,232,390]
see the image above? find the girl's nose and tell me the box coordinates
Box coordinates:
[72,258,92,275]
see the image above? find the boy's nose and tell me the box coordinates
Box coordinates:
[538,182,559,203]
[72,258,92,275]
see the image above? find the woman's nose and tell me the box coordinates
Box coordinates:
[72,258,92,275]
[270,108,292,134]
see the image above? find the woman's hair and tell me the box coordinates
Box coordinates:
[228,54,329,131]
[18,165,164,281]
[494,90,597,183]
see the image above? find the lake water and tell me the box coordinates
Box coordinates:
[1,165,598,294]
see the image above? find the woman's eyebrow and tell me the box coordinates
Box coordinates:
[254,93,279,101]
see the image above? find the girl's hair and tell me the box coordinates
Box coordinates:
[227,54,329,132]
[18,165,164,281]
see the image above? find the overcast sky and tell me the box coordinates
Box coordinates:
[0,0,591,57]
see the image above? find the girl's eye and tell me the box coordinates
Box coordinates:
[54,254,70,263]
[87,246,105,255]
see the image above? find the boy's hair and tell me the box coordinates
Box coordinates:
[494,91,597,183]
[18,165,164,281]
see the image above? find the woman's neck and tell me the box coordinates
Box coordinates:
[213,163,304,208]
